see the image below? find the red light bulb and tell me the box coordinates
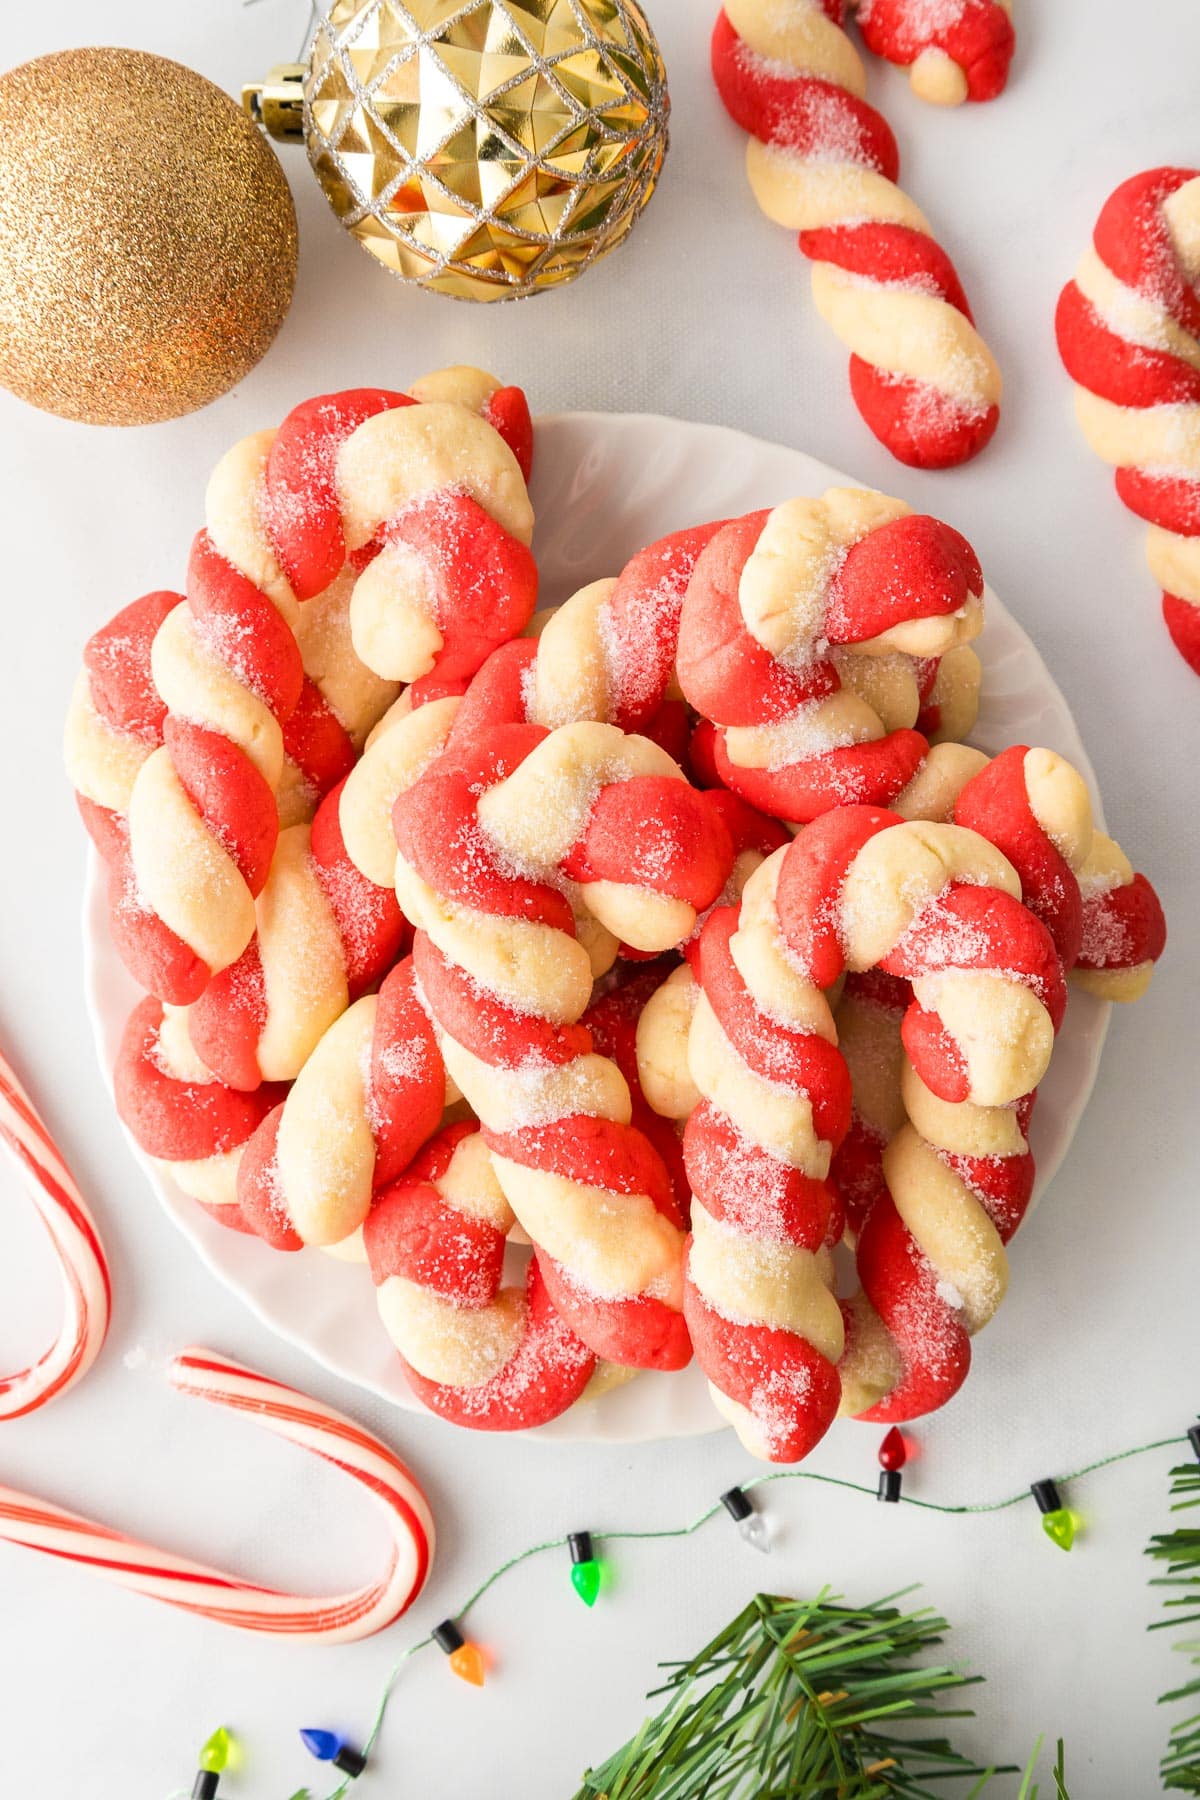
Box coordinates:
[878,1428,907,1471]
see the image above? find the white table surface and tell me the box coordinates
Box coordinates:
[1,2,1197,1794]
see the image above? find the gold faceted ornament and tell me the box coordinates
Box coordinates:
[0,49,298,426]
[248,0,669,302]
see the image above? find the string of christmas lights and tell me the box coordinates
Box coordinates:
[175,1426,1194,1799]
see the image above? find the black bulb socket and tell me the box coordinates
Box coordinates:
[720,1486,753,1523]
[1030,1478,1063,1515]
[433,1618,465,1656]
[192,1775,219,1800]
[568,1530,595,1566]
[1188,1423,1200,1463]
[332,1745,367,1778]
[877,1469,902,1503]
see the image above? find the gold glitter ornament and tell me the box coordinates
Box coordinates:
[0,49,298,426]
[246,0,668,302]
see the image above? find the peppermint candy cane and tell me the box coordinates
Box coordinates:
[0,1052,110,1418]
[0,1349,433,1640]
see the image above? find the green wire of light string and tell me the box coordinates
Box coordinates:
[312,1431,1186,1800]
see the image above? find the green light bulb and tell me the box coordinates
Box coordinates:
[570,1558,602,1607]
[1042,1508,1077,1551]
[199,1727,232,1773]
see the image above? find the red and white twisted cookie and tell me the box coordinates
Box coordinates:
[364,1123,598,1430]
[678,889,852,1462]
[692,807,1066,1452]
[834,745,1166,1419]
[0,1349,433,1642]
[392,721,736,1371]
[712,2,1001,467]
[0,1051,110,1417]
[1056,170,1200,675]
[854,0,1014,105]
[677,490,985,824]
[65,374,535,1004]
[235,957,448,1251]
[817,798,1084,1424]
[115,999,288,1234]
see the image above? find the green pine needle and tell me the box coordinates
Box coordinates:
[572,1590,1019,1799]
[1148,1463,1200,1792]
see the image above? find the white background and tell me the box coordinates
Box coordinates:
[1,2,1197,1795]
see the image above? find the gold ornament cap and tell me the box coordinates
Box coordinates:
[275,0,669,302]
[0,48,299,425]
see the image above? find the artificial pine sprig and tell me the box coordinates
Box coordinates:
[1147,1461,1200,1791]
[572,1589,1014,1799]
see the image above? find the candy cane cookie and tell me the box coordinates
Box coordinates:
[115,999,288,1234]
[832,746,1166,1417]
[0,1349,433,1641]
[676,491,984,824]
[0,1052,110,1417]
[1056,169,1200,674]
[681,888,852,1462]
[365,1124,598,1430]
[853,0,1015,106]
[66,374,536,1005]
[235,957,448,1251]
[392,721,736,1370]
[712,2,1002,467]
[781,808,1066,1424]
[693,808,1066,1449]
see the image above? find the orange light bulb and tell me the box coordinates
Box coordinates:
[449,1642,486,1687]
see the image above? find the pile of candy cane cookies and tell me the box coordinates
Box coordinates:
[63,366,1167,1466]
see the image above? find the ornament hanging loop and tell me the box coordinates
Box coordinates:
[243,64,306,143]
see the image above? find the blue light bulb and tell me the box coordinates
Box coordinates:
[299,1729,368,1779]
[300,1729,341,1763]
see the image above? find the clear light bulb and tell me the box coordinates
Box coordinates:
[738,1513,771,1554]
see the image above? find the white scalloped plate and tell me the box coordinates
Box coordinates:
[83,413,1110,1444]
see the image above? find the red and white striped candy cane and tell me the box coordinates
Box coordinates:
[0,1053,110,1419]
[0,1348,434,1641]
